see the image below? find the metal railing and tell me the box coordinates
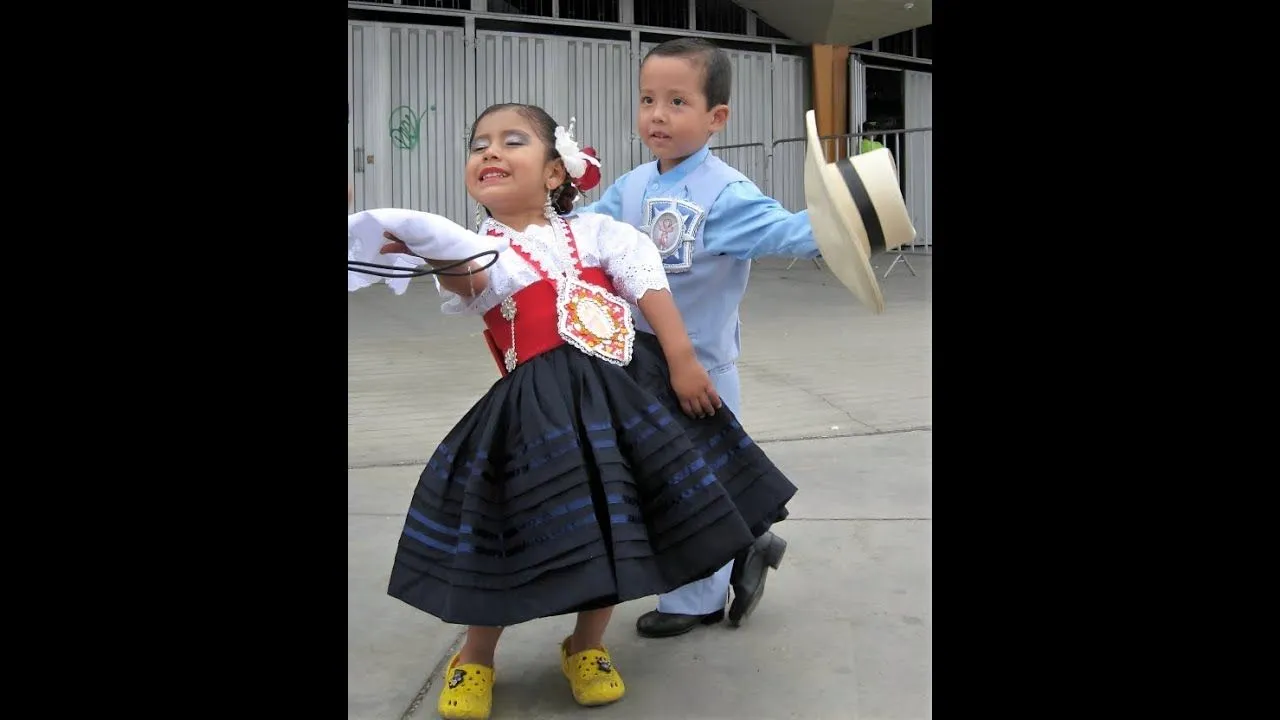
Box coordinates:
[770,127,932,261]
[675,129,934,278]
[707,142,769,196]
[706,128,932,279]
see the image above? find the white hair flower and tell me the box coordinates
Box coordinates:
[554,117,602,181]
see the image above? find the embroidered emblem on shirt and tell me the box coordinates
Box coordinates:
[640,197,706,274]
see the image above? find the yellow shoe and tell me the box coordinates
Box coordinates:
[559,637,626,707]
[437,653,494,720]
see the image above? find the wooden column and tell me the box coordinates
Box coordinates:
[811,43,851,160]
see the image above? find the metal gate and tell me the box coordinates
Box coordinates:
[475,31,634,217]
[386,24,469,227]
[849,54,867,139]
[769,52,810,212]
[349,23,386,215]
[903,69,932,252]
[348,22,469,223]
[351,21,810,228]
[846,54,933,252]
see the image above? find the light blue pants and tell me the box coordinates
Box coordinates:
[655,362,743,616]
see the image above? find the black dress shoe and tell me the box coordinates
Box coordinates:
[635,609,725,638]
[727,532,788,627]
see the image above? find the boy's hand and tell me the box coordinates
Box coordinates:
[669,358,722,419]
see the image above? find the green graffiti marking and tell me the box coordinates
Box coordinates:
[389,104,436,150]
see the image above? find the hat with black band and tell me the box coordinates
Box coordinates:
[802,109,917,314]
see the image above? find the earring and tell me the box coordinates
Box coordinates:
[543,189,556,221]
[474,204,485,230]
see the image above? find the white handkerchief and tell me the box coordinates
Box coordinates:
[348,231,424,296]
[348,208,507,261]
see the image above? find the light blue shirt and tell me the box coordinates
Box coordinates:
[582,145,819,260]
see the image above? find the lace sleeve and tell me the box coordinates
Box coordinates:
[592,215,670,304]
[430,251,519,317]
[433,276,501,316]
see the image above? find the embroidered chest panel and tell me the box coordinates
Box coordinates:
[639,197,708,274]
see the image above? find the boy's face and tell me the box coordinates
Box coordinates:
[638,56,729,170]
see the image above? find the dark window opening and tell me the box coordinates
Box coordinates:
[862,67,908,248]
[560,0,619,22]
[865,68,904,133]
[915,24,932,59]
[559,0,619,22]
[488,0,553,17]
[756,16,790,39]
[696,0,746,35]
[389,0,470,8]
[348,6,467,27]
[877,29,913,57]
[634,0,689,30]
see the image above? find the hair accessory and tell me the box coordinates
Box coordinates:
[554,117,602,194]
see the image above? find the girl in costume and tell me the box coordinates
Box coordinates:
[361,103,796,720]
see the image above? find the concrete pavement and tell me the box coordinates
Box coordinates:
[348,254,932,719]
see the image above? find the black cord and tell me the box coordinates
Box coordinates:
[347,249,501,279]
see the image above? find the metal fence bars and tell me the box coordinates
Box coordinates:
[708,142,768,193]
[764,127,931,278]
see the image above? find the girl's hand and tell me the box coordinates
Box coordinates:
[669,358,723,419]
[379,230,490,297]
[380,231,417,257]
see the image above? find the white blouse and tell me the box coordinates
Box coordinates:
[435,212,671,316]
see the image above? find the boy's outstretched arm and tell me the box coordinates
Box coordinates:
[703,181,821,260]
[577,176,626,217]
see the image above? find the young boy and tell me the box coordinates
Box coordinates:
[580,37,820,639]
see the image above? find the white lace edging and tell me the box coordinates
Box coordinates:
[616,275,671,304]
[432,214,669,316]
[590,214,671,304]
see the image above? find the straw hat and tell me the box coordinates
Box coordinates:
[803,110,917,314]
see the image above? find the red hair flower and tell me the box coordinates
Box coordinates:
[575,146,601,192]
[553,119,602,196]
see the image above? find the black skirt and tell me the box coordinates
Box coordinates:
[386,331,797,627]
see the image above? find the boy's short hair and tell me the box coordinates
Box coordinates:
[642,38,732,108]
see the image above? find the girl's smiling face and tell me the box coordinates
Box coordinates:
[466,108,565,216]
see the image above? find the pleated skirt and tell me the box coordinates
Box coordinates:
[387,331,796,627]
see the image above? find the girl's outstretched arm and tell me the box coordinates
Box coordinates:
[381,233,491,297]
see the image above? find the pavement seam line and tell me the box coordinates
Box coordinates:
[401,629,466,720]
[786,516,931,521]
[349,425,932,471]
[736,363,881,433]
[753,425,931,445]
[814,393,881,433]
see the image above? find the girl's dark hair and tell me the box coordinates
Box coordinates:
[469,102,579,216]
